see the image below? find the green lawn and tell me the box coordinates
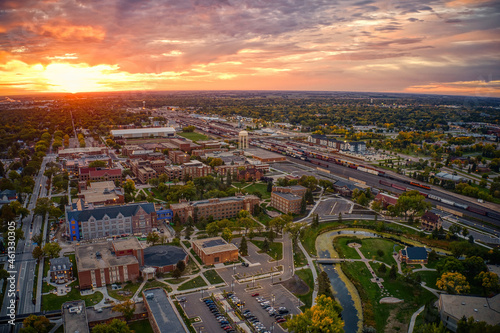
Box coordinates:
[107,282,142,301]
[242,183,271,199]
[178,275,207,291]
[190,249,203,265]
[358,238,401,266]
[129,319,154,333]
[51,196,62,204]
[203,270,225,285]
[164,277,190,285]
[294,268,314,311]
[332,237,362,259]
[250,240,283,260]
[342,261,436,332]
[140,280,173,294]
[42,281,104,311]
[293,243,308,267]
[177,131,209,142]
[417,270,439,289]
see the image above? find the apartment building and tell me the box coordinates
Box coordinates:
[79,167,122,183]
[183,161,212,179]
[168,150,191,164]
[270,185,307,214]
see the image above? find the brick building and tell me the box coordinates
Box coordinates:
[75,238,144,289]
[399,246,428,264]
[168,150,191,164]
[192,237,239,265]
[50,256,73,284]
[66,202,156,241]
[420,211,442,231]
[130,160,167,184]
[79,167,122,183]
[163,165,184,181]
[170,195,260,224]
[182,161,212,179]
[237,166,263,181]
[270,185,307,214]
[78,181,124,206]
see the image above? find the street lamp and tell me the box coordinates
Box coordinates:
[201,289,204,299]
[272,294,275,308]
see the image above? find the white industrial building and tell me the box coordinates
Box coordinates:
[110,127,176,139]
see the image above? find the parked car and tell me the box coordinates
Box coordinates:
[251,293,260,297]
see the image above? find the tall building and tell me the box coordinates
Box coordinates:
[270,185,307,214]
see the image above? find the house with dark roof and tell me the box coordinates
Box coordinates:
[143,245,188,273]
[66,203,157,241]
[399,246,428,264]
[50,257,73,284]
[0,189,17,207]
[420,211,442,231]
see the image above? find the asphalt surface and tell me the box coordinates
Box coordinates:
[0,155,53,333]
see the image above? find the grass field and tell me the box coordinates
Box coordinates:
[358,238,401,266]
[342,261,436,332]
[190,248,203,265]
[332,237,362,259]
[203,270,225,285]
[178,131,209,141]
[42,281,103,311]
[140,280,173,294]
[178,275,207,291]
[417,270,439,289]
[293,243,308,267]
[294,268,314,310]
[107,281,142,301]
[129,319,154,333]
[250,240,283,260]
[242,183,271,199]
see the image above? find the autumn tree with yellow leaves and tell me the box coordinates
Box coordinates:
[284,295,344,333]
[436,272,470,294]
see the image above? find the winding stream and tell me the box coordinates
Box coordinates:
[315,229,381,333]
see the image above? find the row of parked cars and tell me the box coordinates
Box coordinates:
[255,295,288,324]
[225,292,271,333]
[203,298,235,333]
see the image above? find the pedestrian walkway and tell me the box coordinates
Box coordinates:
[408,305,425,333]
[297,239,318,306]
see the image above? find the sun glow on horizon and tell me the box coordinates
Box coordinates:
[43,63,120,93]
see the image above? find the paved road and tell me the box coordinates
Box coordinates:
[0,155,52,323]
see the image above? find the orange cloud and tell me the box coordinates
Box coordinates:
[37,21,105,41]
[405,80,500,97]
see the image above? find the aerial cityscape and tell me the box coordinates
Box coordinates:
[0,1,500,333]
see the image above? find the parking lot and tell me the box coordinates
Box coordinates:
[181,289,227,333]
[313,198,352,217]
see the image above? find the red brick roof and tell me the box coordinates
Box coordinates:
[89,169,122,177]
[375,193,398,206]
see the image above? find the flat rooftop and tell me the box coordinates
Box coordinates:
[112,237,142,252]
[63,300,89,333]
[76,241,138,271]
[440,294,500,325]
[192,237,238,255]
[144,288,187,333]
[246,148,286,160]
[272,191,302,201]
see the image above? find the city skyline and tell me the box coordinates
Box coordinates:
[0,0,499,97]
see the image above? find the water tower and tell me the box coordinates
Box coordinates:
[238,130,249,150]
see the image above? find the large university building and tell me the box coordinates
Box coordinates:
[66,202,157,241]
[170,195,260,224]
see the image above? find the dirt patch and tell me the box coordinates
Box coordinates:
[384,307,408,333]
[279,274,309,295]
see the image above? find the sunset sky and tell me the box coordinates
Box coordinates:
[0,0,499,96]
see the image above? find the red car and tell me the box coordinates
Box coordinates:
[276,318,286,323]
[251,293,259,297]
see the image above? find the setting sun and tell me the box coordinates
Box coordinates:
[42,63,118,93]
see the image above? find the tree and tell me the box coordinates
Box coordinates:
[284,294,344,333]
[378,263,387,274]
[414,322,447,333]
[32,246,44,262]
[172,268,182,279]
[34,197,53,218]
[240,235,248,256]
[311,213,319,228]
[267,181,273,192]
[436,257,464,275]
[463,256,487,280]
[206,222,220,237]
[436,272,470,294]
[475,271,499,294]
[317,271,334,299]
[304,189,314,205]
[300,196,307,214]
[112,300,135,321]
[122,179,135,195]
[146,232,160,246]
[43,242,61,259]
[389,265,397,280]
[31,233,43,246]
[176,260,186,272]
[0,268,10,281]
[92,319,132,333]
[262,238,270,252]
[20,315,51,333]
[89,160,107,168]
[221,227,233,242]
[394,190,431,220]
